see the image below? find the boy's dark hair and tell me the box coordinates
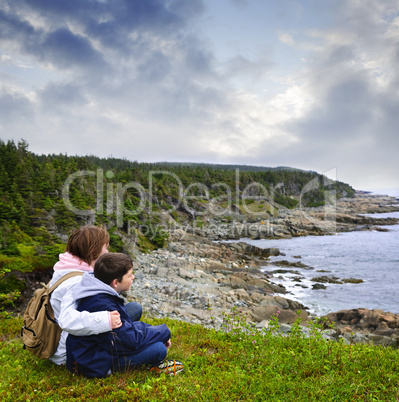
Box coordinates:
[67,225,110,266]
[94,253,133,285]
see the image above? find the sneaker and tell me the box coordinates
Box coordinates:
[149,360,184,375]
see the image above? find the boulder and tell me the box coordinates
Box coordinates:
[323,308,399,335]
[222,276,249,290]
[342,278,363,284]
[312,276,342,284]
[251,305,279,322]
[274,296,290,309]
[312,283,326,290]
[226,242,280,258]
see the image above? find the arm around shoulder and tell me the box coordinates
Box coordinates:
[58,287,112,336]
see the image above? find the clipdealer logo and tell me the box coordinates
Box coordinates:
[62,167,337,234]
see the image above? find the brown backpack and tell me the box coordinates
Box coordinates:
[21,271,84,359]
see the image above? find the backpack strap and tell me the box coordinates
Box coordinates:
[48,271,85,294]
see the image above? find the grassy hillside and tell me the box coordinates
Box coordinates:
[1,310,398,401]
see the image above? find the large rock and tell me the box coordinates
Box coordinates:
[250,300,308,324]
[219,271,286,295]
[222,276,249,290]
[251,305,279,322]
[226,242,280,258]
[323,308,399,337]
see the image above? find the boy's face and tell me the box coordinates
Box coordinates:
[115,267,134,292]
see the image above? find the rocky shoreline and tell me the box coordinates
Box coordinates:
[186,191,399,240]
[124,192,399,347]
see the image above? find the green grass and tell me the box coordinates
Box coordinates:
[1,311,399,401]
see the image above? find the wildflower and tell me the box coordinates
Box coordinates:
[277,310,281,314]
[252,340,256,344]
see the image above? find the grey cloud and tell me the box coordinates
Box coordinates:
[295,77,373,142]
[374,95,399,147]
[39,82,88,110]
[0,91,34,125]
[254,0,399,188]
[0,7,105,71]
[184,41,215,77]
[18,0,182,27]
[39,28,105,70]
[0,8,35,43]
[0,0,203,75]
[321,45,356,68]
[16,0,201,49]
[136,51,172,82]
[36,0,209,81]
[0,0,216,122]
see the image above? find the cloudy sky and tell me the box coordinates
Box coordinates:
[0,0,398,190]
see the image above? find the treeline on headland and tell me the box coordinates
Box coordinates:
[0,139,355,305]
[1,139,354,245]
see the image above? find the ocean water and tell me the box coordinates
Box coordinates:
[238,188,399,316]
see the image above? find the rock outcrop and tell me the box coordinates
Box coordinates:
[322,308,399,347]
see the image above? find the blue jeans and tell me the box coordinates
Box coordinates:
[113,342,167,372]
[124,301,142,322]
[112,301,165,372]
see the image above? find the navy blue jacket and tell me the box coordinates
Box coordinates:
[66,273,170,378]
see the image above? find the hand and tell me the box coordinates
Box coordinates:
[164,339,171,349]
[110,310,122,329]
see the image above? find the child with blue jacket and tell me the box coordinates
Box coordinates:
[66,253,184,377]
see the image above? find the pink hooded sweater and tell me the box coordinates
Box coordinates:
[53,252,94,272]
